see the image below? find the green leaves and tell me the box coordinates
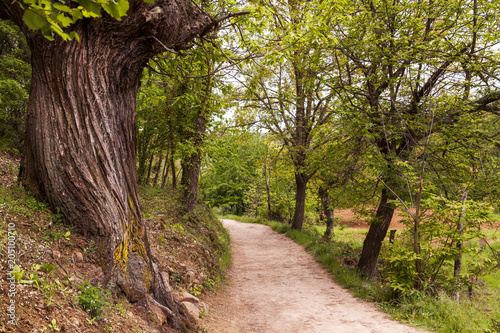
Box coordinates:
[77,0,101,16]
[101,0,129,20]
[22,9,46,30]
[20,0,132,41]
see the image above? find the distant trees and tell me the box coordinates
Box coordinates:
[200,130,297,219]
[136,30,239,214]
[0,19,30,153]
[200,130,263,215]
[327,0,500,279]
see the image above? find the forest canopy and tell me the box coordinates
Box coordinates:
[2,0,500,330]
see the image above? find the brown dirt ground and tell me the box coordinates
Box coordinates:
[334,208,500,230]
[334,208,407,229]
[199,219,429,333]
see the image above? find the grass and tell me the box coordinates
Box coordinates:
[222,214,500,333]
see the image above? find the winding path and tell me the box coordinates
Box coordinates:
[200,219,429,333]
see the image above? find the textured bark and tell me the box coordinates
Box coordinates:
[319,186,334,241]
[357,187,396,278]
[180,112,206,213]
[264,164,272,219]
[153,154,163,187]
[1,1,211,330]
[291,172,308,231]
[161,150,170,188]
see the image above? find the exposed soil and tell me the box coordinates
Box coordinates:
[334,208,500,230]
[0,152,228,333]
[200,219,428,333]
[335,208,407,229]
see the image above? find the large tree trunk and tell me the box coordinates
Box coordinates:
[2,1,211,330]
[291,172,308,231]
[357,187,396,278]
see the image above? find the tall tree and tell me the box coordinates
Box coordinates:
[237,0,337,230]
[329,0,500,278]
[0,0,212,329]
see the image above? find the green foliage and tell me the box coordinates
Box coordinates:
[40,262,58,274]
[382,239,420,294]
[76,280,109,319]
[136,39,230,188]
[386,291,500,333]
[20,0,130,41]
[201,130,264,214]
[0,20,30,153]
[11,264,25,282]
[47,318,60,331]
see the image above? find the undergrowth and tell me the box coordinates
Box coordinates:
[141,186,231,293]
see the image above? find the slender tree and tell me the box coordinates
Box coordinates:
[238,0,337,230]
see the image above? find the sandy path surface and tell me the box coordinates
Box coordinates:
[199,219,429,333]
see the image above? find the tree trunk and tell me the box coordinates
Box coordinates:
[153,154,164,187]
[145,154,155,185]
[180,112,206,213]
[137,139,150,185]
[180,151,202,212]
[161,150,170,189]
[357,187,396,278]
[291,172,308,231]
[319,186,334,241]
[2,1,211,330]
[264,164,272,219]
[454,189,468,300]
[170,154,177,190]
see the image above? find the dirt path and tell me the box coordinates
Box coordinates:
[199,219,429,333]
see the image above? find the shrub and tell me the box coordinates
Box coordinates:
[77,281,109,318]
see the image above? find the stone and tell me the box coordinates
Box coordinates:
[187,269,197,284]
[180,292,199,305]
[199,301,209,314]
[182,301,200,319]
[75,252,84,262]
[71,317,81,327]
